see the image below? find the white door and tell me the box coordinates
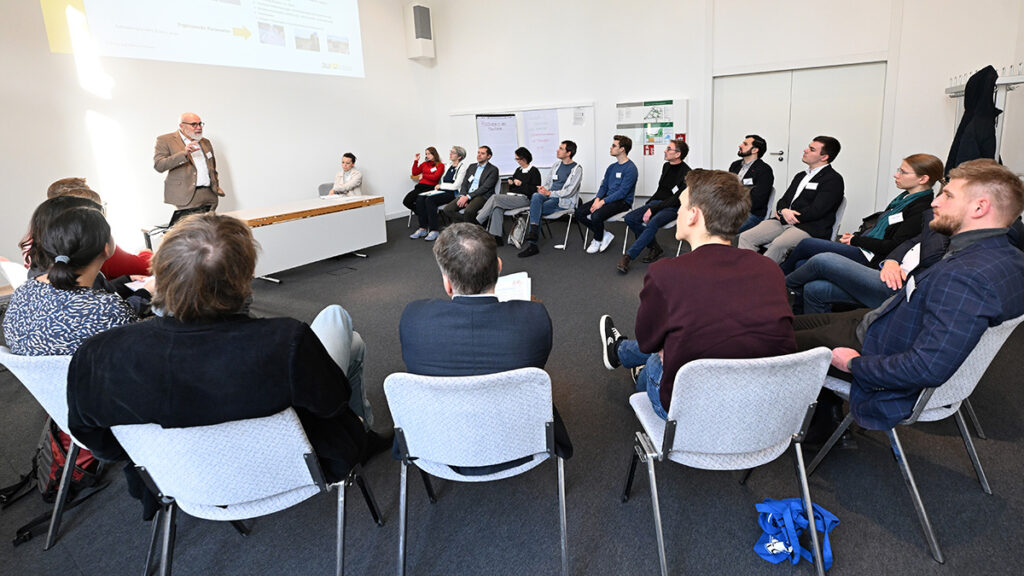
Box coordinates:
[713,62,887,232]
[712,70,794,201]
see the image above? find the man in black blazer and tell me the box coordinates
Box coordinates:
[442,146,500,224]
[399,223,573,468]
[738,135,845,263]
[729,134,775,233]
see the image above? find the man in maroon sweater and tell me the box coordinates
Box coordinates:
[601,170,797,418]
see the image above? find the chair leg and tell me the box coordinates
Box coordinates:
[962,398,987,440]
[675,241,682,257]
[644,453,668,576]
[44,442,79,550]
[143,507,164,576]
[229,520,251,536]
[887,429,944,564]
[794,443,825,576]
[158,502,177,576]
[336,477,348,576]
[557,457,569,576]
[419,469,437,504]
[398,462,409,576]
[621,451,639,502]
[738,469,754,486]
[806,413,854,476]
[355,473,386,526]
[953,409,992,494]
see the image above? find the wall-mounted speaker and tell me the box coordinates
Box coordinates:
[405,3,435,60]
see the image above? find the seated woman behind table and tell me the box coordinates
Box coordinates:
[3,205,137,356]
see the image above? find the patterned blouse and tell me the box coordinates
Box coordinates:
[2,279,137,356]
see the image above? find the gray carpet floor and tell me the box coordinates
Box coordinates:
[1,216,1022,575]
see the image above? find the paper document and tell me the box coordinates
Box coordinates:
[494,272,531,302]
[125,276,152,292]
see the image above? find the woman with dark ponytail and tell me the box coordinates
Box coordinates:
[3,206,137,356]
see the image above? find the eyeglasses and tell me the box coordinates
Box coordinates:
[895,168,915,176]
[181,122,204,128]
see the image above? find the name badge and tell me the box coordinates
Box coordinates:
[905,275,916,301]
[615,172,622,179]
[552,174,559,180]
[469,175,475,182]
[742,178,754,186]
[431,167,437,172]
[671,186,679,193]
[889,212,904,224]
[806,182,819,190]
[206,151,213,159]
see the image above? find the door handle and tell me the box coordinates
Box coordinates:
[768,150,785,162]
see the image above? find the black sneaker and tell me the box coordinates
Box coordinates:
[518,244,540,258]
[629,365,643,386]
[600,315,624,369]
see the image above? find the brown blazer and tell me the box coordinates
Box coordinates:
[153,131,224,207]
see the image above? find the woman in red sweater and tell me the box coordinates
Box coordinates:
[402,147,445,213]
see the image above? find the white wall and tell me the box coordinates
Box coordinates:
[0,0,438,256]
[712,0,892,75]
[430,0,712,194]
[889,0,1022,186]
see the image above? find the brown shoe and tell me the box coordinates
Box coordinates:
[642,242,664,263]
[617,254,631,274]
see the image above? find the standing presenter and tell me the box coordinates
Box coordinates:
[153,112,225,210]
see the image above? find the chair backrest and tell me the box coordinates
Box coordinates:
[831,196,848,240]
[909,314,1024,423]
[0,346,74,433]
[384,368,553,468]
[663,348,831,466]
[111,408,323,519]
[495,174,503,196]
[318,182,333,196]
[765,187,777,217]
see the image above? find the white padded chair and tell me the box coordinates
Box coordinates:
[622,348,832,576]
[830,196,848,241]
[383,368,568,576]
[505,198,585,251]
[111,408,384,576]
[806,313,1024,564]
[0,346,105,550]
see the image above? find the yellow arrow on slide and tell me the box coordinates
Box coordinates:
[233,26,251,39]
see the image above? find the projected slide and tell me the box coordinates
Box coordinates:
[43,0,364,77]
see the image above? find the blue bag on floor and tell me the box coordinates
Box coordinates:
[754,498,839,570]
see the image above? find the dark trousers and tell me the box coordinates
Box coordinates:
[443,194,490,223]
[416,191,455,230]
[794,308,868,381]
[794,308,870,438]
[624,201,677,259]
[575,198,631,241]
[403,183,436,212]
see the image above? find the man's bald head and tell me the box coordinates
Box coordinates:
[179,112,204,139]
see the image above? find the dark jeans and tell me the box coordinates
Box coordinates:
[575,198,631,241]
[416,191,455,230]
[781,237,869,275]
[624,202,676,260]
[403,183,436,212]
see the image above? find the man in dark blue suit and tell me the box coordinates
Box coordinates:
[796,159,1024,431]
[399,223,573,462]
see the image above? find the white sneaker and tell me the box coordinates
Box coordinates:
[599,232,615,253]
[586,239,601,254]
